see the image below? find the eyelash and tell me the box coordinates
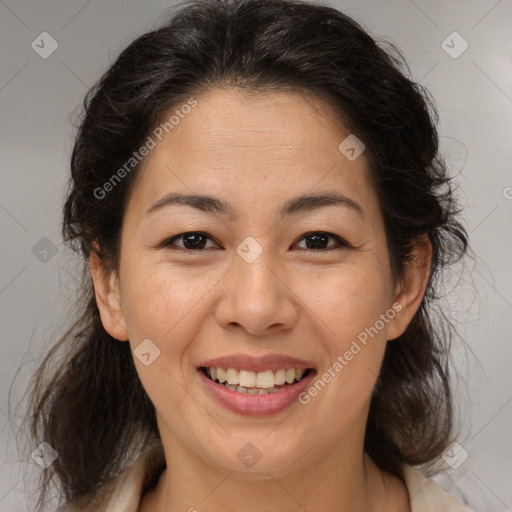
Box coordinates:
[160,231,351,253]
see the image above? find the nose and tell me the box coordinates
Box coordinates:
[214,244,299,337]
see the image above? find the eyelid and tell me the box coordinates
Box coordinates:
[159,231,352,252]
[293,231,352,251]
[158,231,220,251]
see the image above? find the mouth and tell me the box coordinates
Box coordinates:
[199,366,313,395]
[197,354,317,415]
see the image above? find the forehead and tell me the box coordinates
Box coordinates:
[127,87,377,218]
[147,87,350,161]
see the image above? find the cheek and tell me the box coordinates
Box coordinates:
[304,290,390,432]
[122,275,173,338]
[120,260,191,336]
[298,261,394,343]
[294,257,393,402]
[119,274,189,381]
[119,261,220,367]
[120,268,200,415]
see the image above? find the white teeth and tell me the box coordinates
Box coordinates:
[226,368,239,385]
[204,366,309,394]
[238,370,256,388]
[274,368,286,385]
[217,367,227,383]
[256,370,275,389]
[285,369,296,384]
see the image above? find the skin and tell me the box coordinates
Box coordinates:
[90,87,431,512]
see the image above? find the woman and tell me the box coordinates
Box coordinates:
[24,0,472,510]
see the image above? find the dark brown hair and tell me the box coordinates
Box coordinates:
[19,0,468,510]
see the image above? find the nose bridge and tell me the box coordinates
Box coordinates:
[233,235,280,299]
[215,235,298,334]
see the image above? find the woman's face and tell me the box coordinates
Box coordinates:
[94,87,422,477]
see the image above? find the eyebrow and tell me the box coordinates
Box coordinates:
[146,191,364,219]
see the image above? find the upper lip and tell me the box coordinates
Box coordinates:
[198,353,315,373]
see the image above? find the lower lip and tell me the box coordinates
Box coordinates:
[198,369,316,416]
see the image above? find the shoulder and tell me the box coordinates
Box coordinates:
[402,465,475,512]
[57,444,165,512]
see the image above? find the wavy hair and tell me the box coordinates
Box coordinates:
[19,0,468,510]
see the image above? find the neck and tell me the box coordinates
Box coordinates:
[141,428,410,512]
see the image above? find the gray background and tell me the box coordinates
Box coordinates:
[1,0,511,511]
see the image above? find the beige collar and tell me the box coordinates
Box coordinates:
[402,464,473,511]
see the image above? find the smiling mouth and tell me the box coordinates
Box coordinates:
[200,366,312,395]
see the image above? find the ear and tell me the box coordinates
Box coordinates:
[387,236,432,341]
[89,246,129,341]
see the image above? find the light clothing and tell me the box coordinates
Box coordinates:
[59,444,475,511]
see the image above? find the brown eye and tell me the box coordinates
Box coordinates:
[294,231,350,251]
[163,232,220,251]
[160,231,350,253]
